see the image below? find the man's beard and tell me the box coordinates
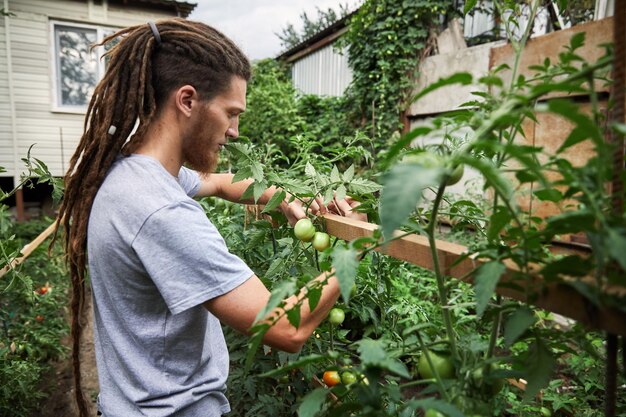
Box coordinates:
[182,122,220,175]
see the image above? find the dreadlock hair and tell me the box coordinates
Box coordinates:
[50,18,251,417]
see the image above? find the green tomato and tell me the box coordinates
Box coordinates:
[350,283,357,297]
[471,364,505,395]
[418,349,454,380]
[294,218,316,242]
[312,232,331,251]
[328,307,345,326]
[445,164,464,186]
[424,409,446,417]
[341,371,357,385]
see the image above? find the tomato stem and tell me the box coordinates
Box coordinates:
[426,182,458,361]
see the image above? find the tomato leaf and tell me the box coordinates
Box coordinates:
[305,162,317,178]
[343,165,355,182]
[523,339,556,402]
[607,229,626,271]
[254,279,297,323]
[307,283,322,312]
[262,190,286,214]
[332,244,359,304]
[487,206,512,241]
[348,178,382,194]
[298,387,327,417]
[504,307,537,347]
[404,398,465,417]
[474,260,506,317]
[330,165,341,183]
[335,184,347,202]
[286,304,301,329]
[380,163,442,241]
[251,161,264,182]
[355,338,387,365]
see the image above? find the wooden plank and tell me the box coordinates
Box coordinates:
[0,219,57,278]
[322,214,626,337]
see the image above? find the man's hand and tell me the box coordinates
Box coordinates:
[327,196,367,222]
[280,196,327,226]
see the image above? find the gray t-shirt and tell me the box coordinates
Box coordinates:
[88,154,253,417]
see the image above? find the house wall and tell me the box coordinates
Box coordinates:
[0,0,176,182]
[291,42,352,97]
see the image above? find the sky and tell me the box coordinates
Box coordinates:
[188,0,361,61]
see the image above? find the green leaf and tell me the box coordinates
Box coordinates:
[487,206,512,241]
[253,180,268,203]
[569,31,586,51]
[251,161,264,182]
[330,165,341,183]
[355,338,387,365]
[262,190,286,214]
[411,72,473,103]
[332,244,359,304]
[544,211,595,235]
[298,388,327,417]
[307,284,322,312]
[504,307,537,347]
[541,255,592,281]
[343,165,355,182]
[534,188,563,202]
[254,279,297,323]
[335,184,347,202]
[348,178,382,194]
[380,163,442,241]
[607,229,626,271]
[474,261,506,317]
[464,0,478,14]
[232,166,253,183]
[244,324,269,374]
[384,126,433,167]
[523,339,556,402]
[305,162,317,178]
[265,258,285,279]
[286,304,301,328]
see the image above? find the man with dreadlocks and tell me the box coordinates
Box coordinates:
[54,18,363,417]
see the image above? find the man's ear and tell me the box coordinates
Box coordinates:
[174,85,198,118]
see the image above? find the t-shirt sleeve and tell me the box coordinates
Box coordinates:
[178,166,201,197]
[131,200,254,315]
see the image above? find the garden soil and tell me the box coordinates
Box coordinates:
[32,293,99,417]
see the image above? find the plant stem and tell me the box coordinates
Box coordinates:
[486,295,502,359]
[426,183,458,360]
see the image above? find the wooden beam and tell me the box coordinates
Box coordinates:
[322,214,626,337]
[0,220,58,279]
[15,188,24,222]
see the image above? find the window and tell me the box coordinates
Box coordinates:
[51,22,115,111]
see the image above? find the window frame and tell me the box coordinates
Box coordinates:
[49,20,115,114]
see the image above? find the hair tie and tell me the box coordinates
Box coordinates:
[148,21,161,45]
[107,125,117,136]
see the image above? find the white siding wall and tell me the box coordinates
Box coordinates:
[1,0,177,180]
[291,43,352,97]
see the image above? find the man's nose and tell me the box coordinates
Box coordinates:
[226,121,239,139]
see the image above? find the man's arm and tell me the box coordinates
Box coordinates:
[195,173,321,225]
[204,270,340,353]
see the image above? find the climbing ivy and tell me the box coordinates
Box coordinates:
[339,0,456,145]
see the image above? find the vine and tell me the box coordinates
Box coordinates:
[339,0,454,146]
